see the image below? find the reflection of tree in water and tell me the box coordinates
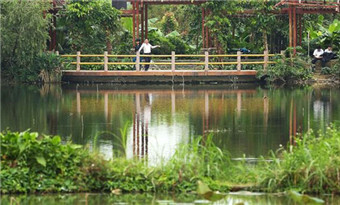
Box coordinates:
[312,88,331,134]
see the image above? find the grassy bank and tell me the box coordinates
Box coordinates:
[1,126,340,194]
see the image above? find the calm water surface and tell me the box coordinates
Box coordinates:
[2,84,340,161]
[1,192,340,205]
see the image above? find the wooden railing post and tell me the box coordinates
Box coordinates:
[280,50,285,56]
[264,50,269,71]
[76,51,81,71]
[136,52,140,71]
[171,51,175,72]
[237,51,242,71]
[204,51,209,71]
[104,51,108,71]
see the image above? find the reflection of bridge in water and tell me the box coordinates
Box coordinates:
[72,87,277,163]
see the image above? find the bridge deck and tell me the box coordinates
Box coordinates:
[62,70,258,84]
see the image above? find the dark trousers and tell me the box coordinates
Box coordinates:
[312,58,322,65]
[144,56,151,71]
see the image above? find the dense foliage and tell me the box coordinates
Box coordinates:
[0,0,53,82]
[1,131,88,193]
[61,0,123,54]
[307,17,340,51]
[2,126,340,194]
[257,48,313,84]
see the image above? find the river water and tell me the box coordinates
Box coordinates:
[2,84,340,204]
[1,192,340,205]
[2,84,340,160]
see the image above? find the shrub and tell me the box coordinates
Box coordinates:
[0,130,89,193]
[35,53,64,83]
[257,47,312,84]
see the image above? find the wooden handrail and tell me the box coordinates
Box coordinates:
[60,51,281,72]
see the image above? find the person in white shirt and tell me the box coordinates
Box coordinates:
[322,46,337,67]
[137,39,160,71]
[312,46,324,65]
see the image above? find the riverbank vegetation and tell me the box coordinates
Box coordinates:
[257,47,313,84]
[1,125,340,194]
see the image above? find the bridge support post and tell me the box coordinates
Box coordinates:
[76,51,81,71]
[204,51,209,71]
[171,51,175,72]
[136,52,140,71]
[104,51,108,71]
[237,51,242,71]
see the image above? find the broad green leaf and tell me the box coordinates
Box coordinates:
[35,156,46,167]
[51,136,61,145]
[70,144,82,149]
[19,143,26,154]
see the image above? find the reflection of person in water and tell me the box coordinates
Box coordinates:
[143,93,152,126]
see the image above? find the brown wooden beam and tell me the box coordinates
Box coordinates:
[289,7,293,48]
[145,5,148,39]
[136,1,140,39]
[202,7,205,48]
[141,5,144,41]
[293,6,297,53]
[132,1,136,47]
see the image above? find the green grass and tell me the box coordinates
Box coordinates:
[257,127,340,193]
[1,126,340,194]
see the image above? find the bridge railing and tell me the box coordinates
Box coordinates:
[60,51,280,72]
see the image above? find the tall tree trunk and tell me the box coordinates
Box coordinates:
[106,30,112,54]
[263,29,268,52]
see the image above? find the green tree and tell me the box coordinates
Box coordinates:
[160,12,179,35]
[0,0,51,81]
[308,18,340,50]
[62,0,121,54]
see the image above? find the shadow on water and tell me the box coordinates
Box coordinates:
[2,84,340,163]
[1,192,340,205]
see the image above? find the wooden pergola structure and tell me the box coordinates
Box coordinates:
[274,0,340,50]
[119,0,340,49]
[123,0,211,47]
[48,0,340,51]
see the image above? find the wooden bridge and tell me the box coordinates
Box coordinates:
[61,51,279,84]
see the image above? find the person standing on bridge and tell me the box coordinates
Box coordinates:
[133,39,143,69]
[138,39,160,71]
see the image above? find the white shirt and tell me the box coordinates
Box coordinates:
[138,43,157,54]
[324,49,333,53]
[313,49,324,58]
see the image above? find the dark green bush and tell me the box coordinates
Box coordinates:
[0,130,88,193]
[257,47,312,84]
[34,52,64,83]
